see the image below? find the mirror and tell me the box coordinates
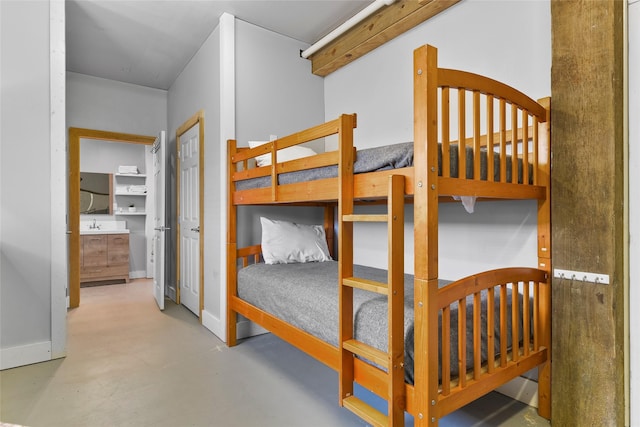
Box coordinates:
[80,172,113,215]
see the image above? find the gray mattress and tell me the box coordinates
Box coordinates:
[237,261,525,384]
[235,142,529,191]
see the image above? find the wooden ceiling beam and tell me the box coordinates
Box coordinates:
[308,0,461,77]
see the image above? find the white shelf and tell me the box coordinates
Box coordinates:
[115,173,146,178]
[115,192,147,196]
[114,170,147,218]
[115,212,146,216]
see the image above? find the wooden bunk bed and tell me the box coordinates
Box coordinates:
[226,44,551,427]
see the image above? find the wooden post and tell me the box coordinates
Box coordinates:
[338,114,356,407]
[551,1,625,424]
[536,97,551,419]
[227,139,238,346]
[413,44,440,426]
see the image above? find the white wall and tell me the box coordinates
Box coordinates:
[1,0,66,369]
[167,16,325,341]
[234,17,326,246]
[67,72,167,134]
[168,23,222,335]
[234,19,325,152]
[324,0,551,279]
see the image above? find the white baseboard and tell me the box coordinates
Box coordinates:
[166,285,177,302]
[201,309,225,342]
[237,319,268,339]
[1,341,52,370]
[201,309,268,344]
[495,375,539,408]
[129,270,146,279]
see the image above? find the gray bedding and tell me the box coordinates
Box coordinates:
[237,261,525,384]
[235,142,529,191]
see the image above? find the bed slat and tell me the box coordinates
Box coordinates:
[522,109,530,185]
[344,339,389,369]
[500,284,508,367]
[487,95,495,183]
[457,89,466,179]
[441,306,451,395]
[343,277,389,295]
[512,281,520,362]
[523,282,531,356]
[473,91,481,180]
[458,298,466,389]
[473,292,482,380]
[499,99,507,183]
[343,396,388,427]
[343,214,388,222]
[442,87,451,178]
[511,104,518,184]
[487,288,496,374]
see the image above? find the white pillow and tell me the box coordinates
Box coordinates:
[248,140,317,167]
[260,217,332,264]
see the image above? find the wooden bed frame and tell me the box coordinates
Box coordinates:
[226,44,551,427]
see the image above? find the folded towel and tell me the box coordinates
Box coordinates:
[118,166,139,174]
[127,185,147,193]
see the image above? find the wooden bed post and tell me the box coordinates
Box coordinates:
[227,139,238,346]
[413,44,440,426]
[324,204,336,259]
[337,113,356,408]
[536,97,552,419]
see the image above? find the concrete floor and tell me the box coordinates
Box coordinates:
[1,280,550,427]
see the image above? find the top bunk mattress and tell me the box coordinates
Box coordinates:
[237,260,526,384]
[235,142,529,191]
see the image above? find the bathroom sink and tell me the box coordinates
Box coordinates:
[80,229,129,235]
[80,220,129,235]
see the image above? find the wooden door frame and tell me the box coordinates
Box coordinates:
[69,128,155,308]
[175,111,205,319]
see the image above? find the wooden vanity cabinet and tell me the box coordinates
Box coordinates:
[80,233,130,283]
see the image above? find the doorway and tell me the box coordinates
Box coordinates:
[68,128,155,308]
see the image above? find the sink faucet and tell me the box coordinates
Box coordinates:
[90,219,100,230]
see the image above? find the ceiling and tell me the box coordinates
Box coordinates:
[66,0,372,90]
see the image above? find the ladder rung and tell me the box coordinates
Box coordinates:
[343,339,388,368]
[343,277,389,295]
[343,396,388,427]
[343,214,388,222]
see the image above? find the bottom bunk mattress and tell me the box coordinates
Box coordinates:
[237,260,527,384]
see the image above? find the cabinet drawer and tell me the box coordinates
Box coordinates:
[80,265,129,282]
[83,235,107,258]
[81,266,108,277]
[106,264,129,276]
[84,255,108,268]
[108,234,129,266]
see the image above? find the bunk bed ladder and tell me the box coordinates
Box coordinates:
[339,174,406,427]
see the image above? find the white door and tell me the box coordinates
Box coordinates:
[179,124,200,316]
[152,131,167,310]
